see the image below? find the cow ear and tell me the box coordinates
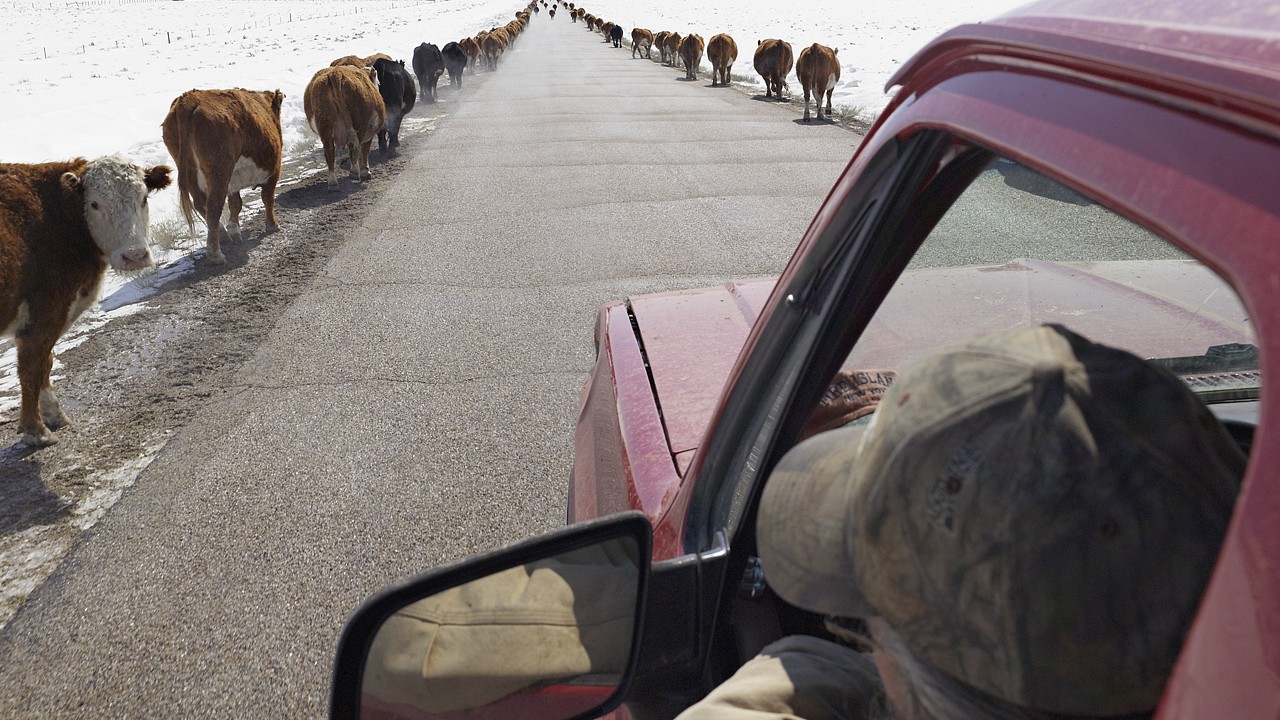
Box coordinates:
[144,165,173,192]
[834,48,840,56]
[61,171,83,193]
[272,90,284,115]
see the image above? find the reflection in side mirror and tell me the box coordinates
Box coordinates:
[331,513,651,720]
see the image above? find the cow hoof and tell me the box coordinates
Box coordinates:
[42,409,71,430]
[21,427,58,447]
[206,249,227,265]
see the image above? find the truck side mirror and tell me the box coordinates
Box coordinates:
[331,512,652,720]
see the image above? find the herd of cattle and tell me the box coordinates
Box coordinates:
[0,1,546,447]
[0,0,846,449]
[562,3,843,122]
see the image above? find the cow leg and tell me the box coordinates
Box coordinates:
[203,181,229,264]
[377,128,388,153]
[826,86,835,119]
[225,190,244,243]
[347,138,363,181]
[15,332,59,446]
[359,139,374,181]
[323,141,339,189]
[261,173,280,231]
[389,109,402,150]
[803,85,812,121]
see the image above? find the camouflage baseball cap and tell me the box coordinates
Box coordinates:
[758,325,1245,716]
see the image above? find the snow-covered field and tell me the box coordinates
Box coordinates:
[0,0,1026,410]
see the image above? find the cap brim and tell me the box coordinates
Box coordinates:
[757,422,875,619]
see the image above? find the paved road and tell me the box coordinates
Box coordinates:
[0,14,859,718]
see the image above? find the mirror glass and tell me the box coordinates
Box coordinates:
[358,535,642,720]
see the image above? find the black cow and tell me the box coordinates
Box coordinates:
[372,57,416,152]
[411,43,446,102]
[441,42,468,89]
[610,24,624,48]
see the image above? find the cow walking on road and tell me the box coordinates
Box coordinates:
[162,88,284,265]
[0,157,171,446]
[373,58,417,152]
[412,43,446,102]
[797,43,840,121]
[441,42,468,89]
[754,39,794,99]
[304,65,386,186]
[707,34,738,86]
[680,34,705,80]
[632,28,654,59]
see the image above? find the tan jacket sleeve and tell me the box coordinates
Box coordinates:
[675,636,883,720]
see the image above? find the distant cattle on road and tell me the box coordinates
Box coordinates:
[654,31,671,63]
[707,34,738,86]
[162,88,284,265]
[632,28,654,59]
[609,24,624,48]
[441,42,468,88]
[412,43,446,102]
[796,43,841,121]
[459,36,481,73]
[680,33,705,80]
[754,39,794,99]
[0,156,171,446]
[482,29,507,71]
[304,65,386,186]
[373,58,416,152]
[663,32,683,67]
[330,53,393,69]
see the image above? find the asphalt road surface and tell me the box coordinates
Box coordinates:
[0,14,861,718]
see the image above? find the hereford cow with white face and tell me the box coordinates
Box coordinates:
[0,156,171,446]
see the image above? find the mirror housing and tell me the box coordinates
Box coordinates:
[330,512,652,720]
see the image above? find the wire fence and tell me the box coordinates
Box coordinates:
[8,0,437,61]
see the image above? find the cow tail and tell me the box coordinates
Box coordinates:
[172,111,197,233]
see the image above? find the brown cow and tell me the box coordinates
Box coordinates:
[482,28,508,71]
[796,43,841,121]
[330,53,393,69]
[600,21,615,43]
[162,88,283,265]
[707,34,737,86]
[664,32,683,67]
[459,36,481,73]
[654,31,670,63]
[679,34,705,80]
[0,157,171,445]
[304,65,386,187]
[632,28,654,59]
[754,39,794,99]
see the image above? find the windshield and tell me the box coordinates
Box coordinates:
[840,156,1258,403]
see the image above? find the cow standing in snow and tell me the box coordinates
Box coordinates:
[0,157,171,445]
